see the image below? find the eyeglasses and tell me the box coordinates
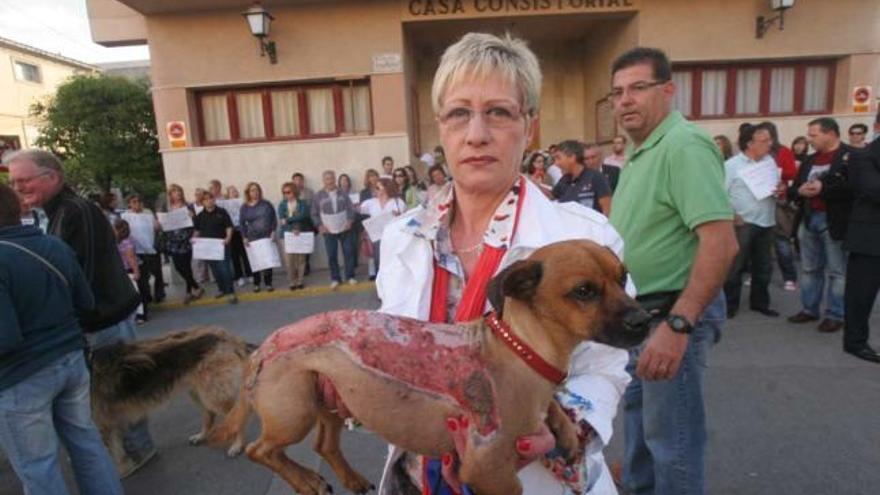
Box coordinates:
[437,104,527,130]
[849,131,865,136]
[9,171,51,187]
[607,80,669,101]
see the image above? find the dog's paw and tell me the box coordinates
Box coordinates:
[226,443,244,458]
[188,432,206,445]
[340,470,374,494]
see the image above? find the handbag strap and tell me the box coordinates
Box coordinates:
[0,240,70,288]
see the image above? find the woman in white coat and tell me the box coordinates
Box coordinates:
[375,32,631,495]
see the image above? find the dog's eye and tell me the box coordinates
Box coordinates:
[570,283,600,301]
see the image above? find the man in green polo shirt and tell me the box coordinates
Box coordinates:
[608,47,738,495]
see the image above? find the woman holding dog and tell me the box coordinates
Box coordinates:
[375,33,630,495]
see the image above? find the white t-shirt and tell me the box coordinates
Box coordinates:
[359,197,406,218]
[121,210,157,255]
[546,164,563,185]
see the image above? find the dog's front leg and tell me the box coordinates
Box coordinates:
[458,442,522,495]
[189,410,216,445]
[546,400,580,463]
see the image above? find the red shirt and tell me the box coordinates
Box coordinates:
[807,151,836,212]
[774,146,798,182]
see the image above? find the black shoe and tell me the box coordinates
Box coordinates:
[751,307,780,317]
[726,308,738,319]
[844,346,880,363]
[818,318,843,333]
[788,311,819,324]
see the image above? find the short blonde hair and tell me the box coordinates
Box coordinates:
[431,32,541,116]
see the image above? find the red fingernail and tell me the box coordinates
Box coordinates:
[460,416,469,428]
[446,418,458,432]
[442,453,452,466]
[517,439,531,452]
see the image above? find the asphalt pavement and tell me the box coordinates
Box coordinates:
[1,279,878,495]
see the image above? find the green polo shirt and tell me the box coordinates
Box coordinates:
[610,111,733,295]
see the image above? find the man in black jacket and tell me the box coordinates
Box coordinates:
[4,149,156,476]
[843,113,880,363]
[786,118,854,333]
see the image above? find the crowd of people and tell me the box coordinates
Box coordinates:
[1,30,879,495]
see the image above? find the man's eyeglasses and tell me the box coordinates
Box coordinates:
[607,80,669,101]
[9,171,51,187]
[436,104,527,131]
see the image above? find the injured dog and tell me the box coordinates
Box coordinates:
[209,240,650,495]
[90,326,254,474]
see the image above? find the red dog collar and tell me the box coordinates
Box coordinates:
[486,311,567,386]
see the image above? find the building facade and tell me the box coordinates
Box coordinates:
[87,0,880,201]
[0,37,98,158]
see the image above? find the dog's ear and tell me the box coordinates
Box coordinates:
[487,260,543,317]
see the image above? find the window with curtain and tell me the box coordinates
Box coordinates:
[343,85,372,134]
[671,71,693,116]
[672,61,834,119]
[735,69,761,115]
[769,67,795,113]
[306,88,336,135]
[700,70,727,116]
[196,80,373,145]
[201,95,231,142]
[271,90,301,137]
[235,93,266,139]
[804,66,829,112]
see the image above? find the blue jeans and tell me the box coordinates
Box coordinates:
[324,230,356,282]
[774,233,798,283]
[86,316,155,457]
[207,249,235,295]
[797,212,846,320]
[623,293,726,495]
[0,350,123,495]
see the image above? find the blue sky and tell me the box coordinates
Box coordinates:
[0,0,149,64]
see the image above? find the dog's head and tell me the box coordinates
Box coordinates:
[487,240,650,350]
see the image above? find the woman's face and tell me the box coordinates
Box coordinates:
[393,171,406,187]
[227,187,239,199]
[793,140,807,154]
[430,169,446,186]
[248,185,261,201]
[375,183,388,199]
[339,176,351,190]
[532,154,545,171]
[713,137,725,151]
[170,188,182,202]
[438,73,536,196]
[368,173,379,187]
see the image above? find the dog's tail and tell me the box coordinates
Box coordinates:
[207,354,255,447]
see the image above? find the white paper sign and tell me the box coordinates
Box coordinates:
[349,192,360,205]
[217,198,243,227]
[321,211,349,234]
[362,213,395,243]
[284,232,315,254]
[192,238,225,261]
[245,238,281,272]
[739,162,780,200]
[157,207,193,232]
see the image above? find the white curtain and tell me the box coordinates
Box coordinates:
[735,69,761,115]
[201,95,231,142]
[307,88,336,134]
[235,93,265,139]
[271,90,301,137]
[769,67,795,113]
[700,70,727,116]
[804,66,829,112]
[343,85,372,134]
[672,71,693,116]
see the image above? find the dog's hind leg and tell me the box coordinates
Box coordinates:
[246,372,331,495]
[188,391,215,445]
[313,414,374,494]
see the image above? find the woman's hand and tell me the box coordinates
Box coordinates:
[440,416,556,491]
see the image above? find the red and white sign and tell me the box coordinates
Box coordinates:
[166,121,187,148]
[852,86,872,113]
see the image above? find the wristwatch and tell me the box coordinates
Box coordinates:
[665,314,694,334]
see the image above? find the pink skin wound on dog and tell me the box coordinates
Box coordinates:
[256,310,499,434]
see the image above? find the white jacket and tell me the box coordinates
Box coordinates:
[375,179,629,495]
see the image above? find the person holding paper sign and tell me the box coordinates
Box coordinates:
[241,182,278,292]
[278,182,311,290]
[165,184,204,304]
[311,170,357,290]
[723,123,781,318]
[193,191,237,304]
[359,178,406,273]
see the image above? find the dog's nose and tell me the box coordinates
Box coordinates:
[623,308,652,332]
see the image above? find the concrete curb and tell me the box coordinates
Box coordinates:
[153,281,376,311]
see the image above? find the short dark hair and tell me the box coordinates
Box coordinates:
[808,117,840,137]
[427,163,447,179]
[0,183,22,227]
[849,123,868,134]
[611,47,672,82]
[292,172,304,180]
[737,123,757,151]
[556,140,585,164]
[382,156,393,165]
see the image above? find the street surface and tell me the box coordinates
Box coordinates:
[2,280,878,495]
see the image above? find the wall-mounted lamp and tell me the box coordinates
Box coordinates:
[242,2,277,64]
[756,0,796,39]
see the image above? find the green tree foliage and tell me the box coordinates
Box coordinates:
[31,75,163,198]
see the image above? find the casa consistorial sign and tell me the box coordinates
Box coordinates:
[404,0,637,19]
